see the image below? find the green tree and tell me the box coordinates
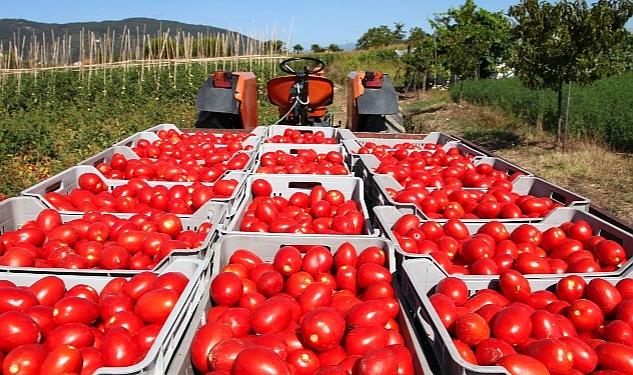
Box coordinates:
[263,40,285,54]
[327,44,343,52]
[509,0,633,147]
[432,0,512,100]
[310,44,325,53]
[356,23,406,49]
[293,44,304,53]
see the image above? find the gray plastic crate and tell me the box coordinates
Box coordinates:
[114,131,262,152]
[374,205,633,277]
[0,196,224,277]
[166,234,434,374]
[21,165,248,216]
[0,256,206,375]
[400,257,630,375]
[371,173,590,222]
[344,132,459,154]
[80,146,256,175]
[224,174,376,236]
[265,125,345,143]
[254,143,352,175]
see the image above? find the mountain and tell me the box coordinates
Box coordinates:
[0,18,252,61]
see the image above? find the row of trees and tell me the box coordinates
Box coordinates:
[355,0,633,147]
[292,43,343,53]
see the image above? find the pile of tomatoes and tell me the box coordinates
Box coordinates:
[95,151,251,183]
[256,150,349,175]
[190,243,414,374]
[375,157,524,189]
[0,271,188,373]
[132,134,255,160]
[391,215,627,275]
[239,179,366,235]
[155,129,258,146]
[387,185,562,220]
[43,172,238,214]
[0,208,210,269]
[266,129,338,144]
[356,142,467,162]
[429,272,633,374]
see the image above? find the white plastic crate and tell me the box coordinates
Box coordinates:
[344,132,459,154]
[254,143,352,175]
[21,165,248,216]
[265,124,346,143]
[400,257,631,375]
[166,234,435,374]
[142,123,268,138]
[371,173,590,222]
[0,256,206,375]
[0,196,224,277]
[114,131,262,152]
[374,204,633,277]
[225,174,376,236]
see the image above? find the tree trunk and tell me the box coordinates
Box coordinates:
[422,71,427,93]
[459,80,464,103]
[563,81,573,152]
[556,82,564,148]
[536,90,544,133]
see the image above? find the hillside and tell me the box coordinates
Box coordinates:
[0,18,251,60]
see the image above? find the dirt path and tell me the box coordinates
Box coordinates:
[331,83,348,127]
[404,92,633,223]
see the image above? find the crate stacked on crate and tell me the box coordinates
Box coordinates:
[353,133,633,374]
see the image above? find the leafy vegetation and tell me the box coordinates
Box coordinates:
[450,74,633,151]
[0,60,279,196]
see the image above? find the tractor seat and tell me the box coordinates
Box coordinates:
[267,75,334,111]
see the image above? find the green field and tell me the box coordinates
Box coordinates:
[0,60,282,196]
[450,74,633,152]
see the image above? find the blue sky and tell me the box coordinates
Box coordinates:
[2,0,517,47]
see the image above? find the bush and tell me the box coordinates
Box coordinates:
[450,74,633,151]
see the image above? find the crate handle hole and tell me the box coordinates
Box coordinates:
[45,181,62,193]
[288,182,322,189]
[550,191,566,204]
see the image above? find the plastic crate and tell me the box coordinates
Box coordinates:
[344,132,459,154]
[265,125,346,143]
[0,256,206,375]
[21,165,248,217]
[254,143,353,175]
[399,257,630,375]
[80,146,256,174]
[374,205,633,277]
[371,173,590,221]
[166,234,435,374]
[225,175,376,236]
[0,196,224,277]
[114,131,262,152]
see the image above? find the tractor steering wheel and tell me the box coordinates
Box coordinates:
[280,57,325,75]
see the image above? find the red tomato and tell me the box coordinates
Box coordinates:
[556,275,586,302]
[208,337,252,371]
[594,342,633,373]
[523,339,574,375]
[287,349,320,375]
[559,336,598,373]
[567,299,603,332]
[344,325,389,356]
[454,312,490,346]
[491,306,532,345]
[356,347,398,375]
[52,296,100,325]
[475,338,515,366]
[189,321,233,372]
[499,270,531,302]
[40,345,82,374]
[0,311,41,352]
[102,327,139,367]
[346,300,389,329]
[135,288,179,324]
[302,246,334,276]
[497,354,551,375]
[251,296,292,334]
[391,215,420,237]
[210,272,243,306]
[273,246,302,276]
[27,276,66,307]
[585,278,622,315]
[2,343,46,375]
[252,179,273,197]
[45,323,95,350]
[231,347,291,375]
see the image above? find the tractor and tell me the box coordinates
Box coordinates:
[194,57,398,132]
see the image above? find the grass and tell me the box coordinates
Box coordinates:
[451,74,633,152]
[405,91,633,223]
